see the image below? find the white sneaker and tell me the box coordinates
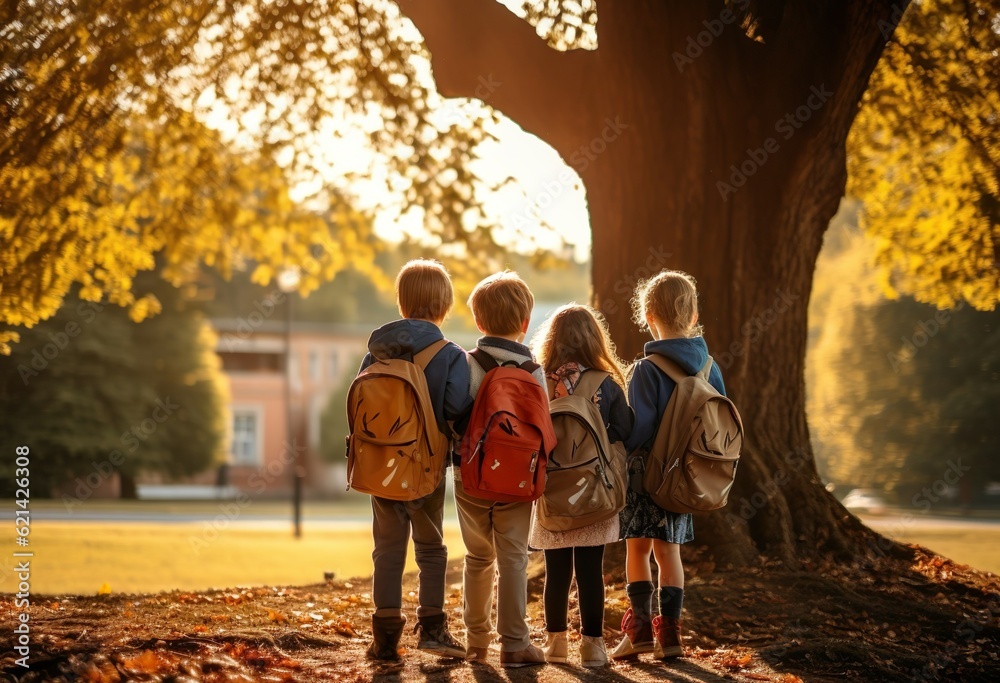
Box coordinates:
[543,631,568,664]
[581,635,608,668]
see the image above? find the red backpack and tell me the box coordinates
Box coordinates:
[459,349,558,503]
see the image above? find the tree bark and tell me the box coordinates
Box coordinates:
[399,0,909,568]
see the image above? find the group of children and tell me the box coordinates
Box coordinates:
[353,259,726,668]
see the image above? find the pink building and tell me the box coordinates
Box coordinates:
[212,318,371,496]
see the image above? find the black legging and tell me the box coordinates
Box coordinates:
[543,545,605,637]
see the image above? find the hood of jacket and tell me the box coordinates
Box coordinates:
[366,319,443,360]
[644,336,712,375]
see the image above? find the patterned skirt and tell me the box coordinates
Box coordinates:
[618,453,693,543]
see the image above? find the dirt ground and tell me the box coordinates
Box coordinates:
[2,543,999,682]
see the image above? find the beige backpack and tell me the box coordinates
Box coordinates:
[536,370,627,531]
[641,355,744,514]
[346,340,450,501]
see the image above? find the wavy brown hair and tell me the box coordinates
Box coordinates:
[530,304,626,388]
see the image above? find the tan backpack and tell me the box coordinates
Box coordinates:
[536,370,628,531]
[346,340,450,501]
[641,355,744,514]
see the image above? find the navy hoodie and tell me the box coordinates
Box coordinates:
[358,319,473,438]
[625,336,727,453]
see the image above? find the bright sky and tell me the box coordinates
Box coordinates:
[195,1,593,264]
[273,98,593,263]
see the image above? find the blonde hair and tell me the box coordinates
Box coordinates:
[531,304,627,388]
[395,259,454,321]
[468,270,534,336]
[632,269,703,338]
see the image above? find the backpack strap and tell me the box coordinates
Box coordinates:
[646,353,714,384]
[572,369,610,400]
[413,339,449,370]
[470,348,540,376]
[469,348,499,372]
[698,356,714,381]
[516,359,541,374]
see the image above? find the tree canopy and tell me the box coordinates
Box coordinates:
[808,217,1000,499]
[0,278,228,496]
[847,0,1000,310]
[2,0,996,352]
[0,0,491,352]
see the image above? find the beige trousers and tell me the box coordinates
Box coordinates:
[453,470,532,652]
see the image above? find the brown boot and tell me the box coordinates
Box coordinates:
[415,613,466,659]
[609,607,654,660]
[366,614,406,661]
[652,615,683,659]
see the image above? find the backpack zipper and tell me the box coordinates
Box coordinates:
[552,413,615,490]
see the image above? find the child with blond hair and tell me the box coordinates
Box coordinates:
[611,270,726,661]
[456,270,549,667]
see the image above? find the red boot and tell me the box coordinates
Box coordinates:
[610,607,654,660]
[653,615,683,659]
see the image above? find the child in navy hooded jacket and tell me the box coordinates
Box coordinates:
[611,270,726,662]
[357,260,473,662]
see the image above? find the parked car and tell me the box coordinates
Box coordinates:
[841,488,889,515]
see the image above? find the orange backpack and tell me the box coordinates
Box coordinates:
[459,349,558,503]
[346,340,450,501]
[641,354,744,514]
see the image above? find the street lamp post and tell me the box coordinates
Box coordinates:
[278,267,303,539]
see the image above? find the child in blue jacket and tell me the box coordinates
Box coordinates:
[611,270,726,662]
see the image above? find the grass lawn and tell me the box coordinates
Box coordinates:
[874,525,1000,576]
[3,502,998,596]
[1,521,465,596]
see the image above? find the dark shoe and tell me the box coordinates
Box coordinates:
[366,614,406,661]
[610,607,654,660]
[652,615,683,659]
[500,644,546,668]
[415,613,466,659]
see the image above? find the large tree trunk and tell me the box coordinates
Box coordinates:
[397,0,907,568]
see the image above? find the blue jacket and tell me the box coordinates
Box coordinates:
[625,337,726,453]
[550,365,634,445]
[358,319,473,437]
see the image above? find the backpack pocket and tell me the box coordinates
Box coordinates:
[474,414,543,500]
[348,434,434,499]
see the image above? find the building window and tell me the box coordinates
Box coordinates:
[309,350,319,380]
[328,351,339,380]
[231,410,261,465]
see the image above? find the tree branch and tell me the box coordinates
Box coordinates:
[394,0,597,157]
